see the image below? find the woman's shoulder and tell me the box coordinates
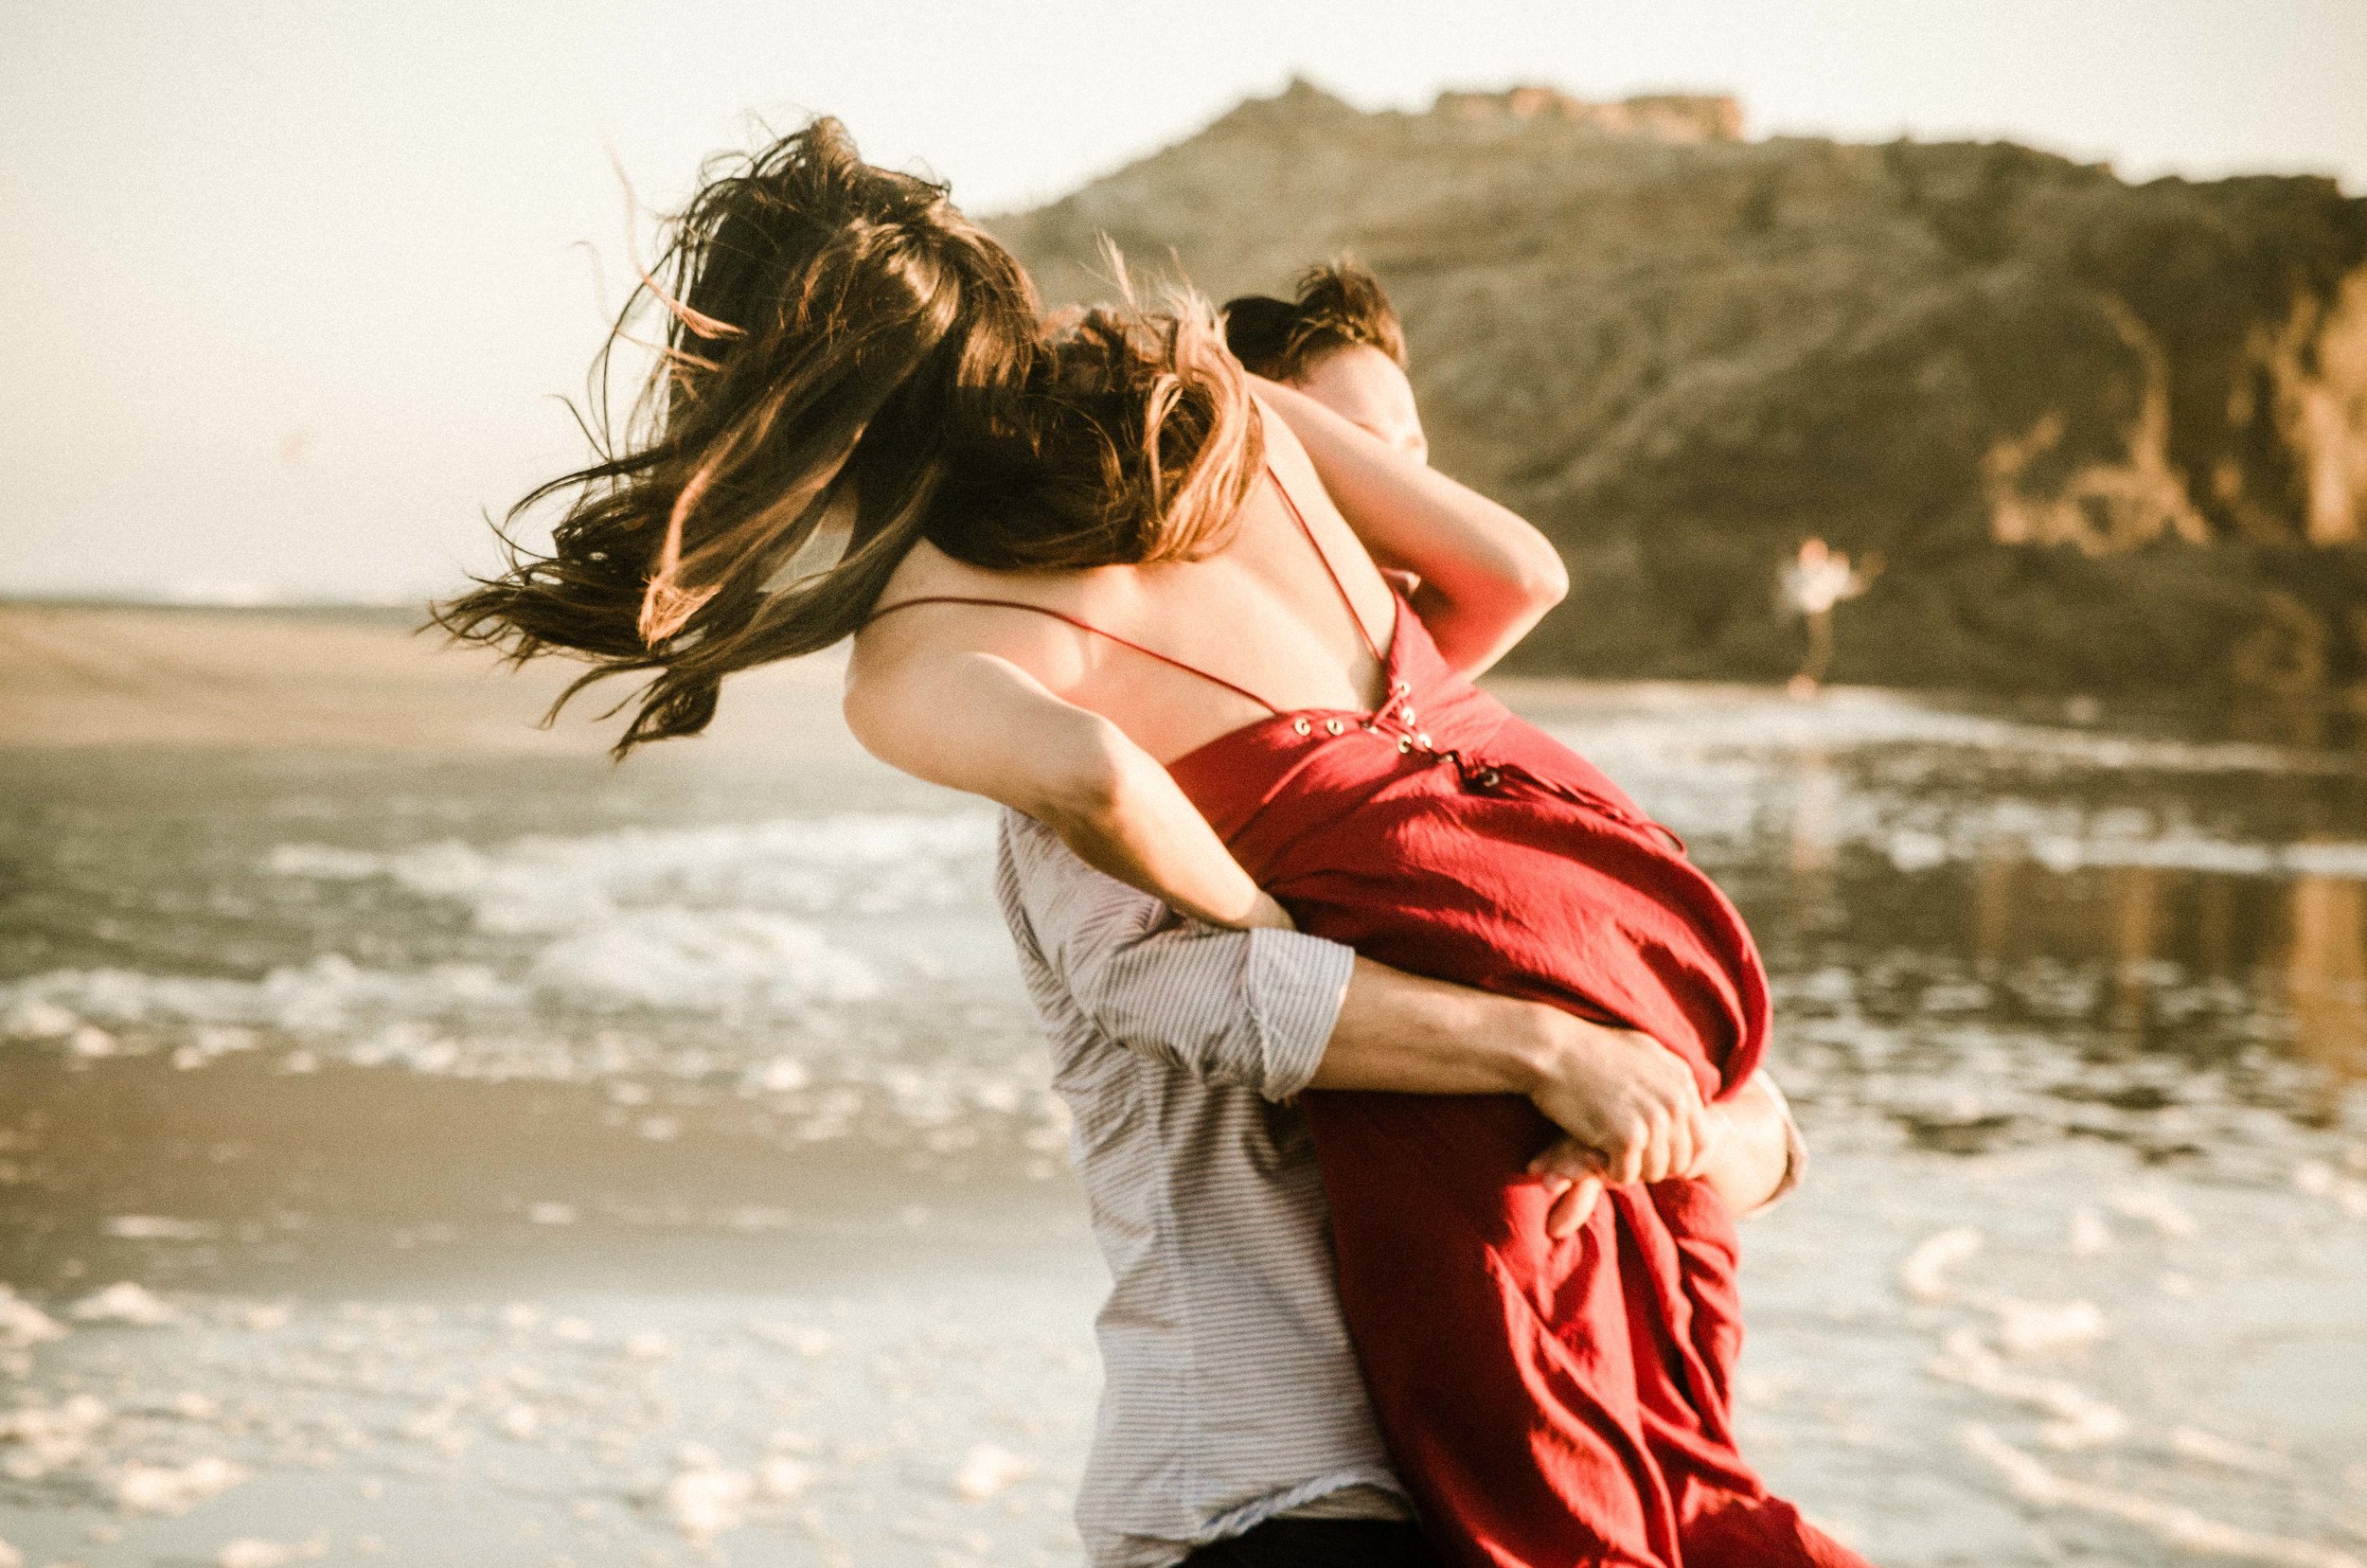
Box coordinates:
[862,542,1022,649]
[872,535,987,607]
[867,530,1146,630]
[854,541,1112,688]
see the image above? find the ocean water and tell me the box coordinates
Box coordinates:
[1,649,2363,1567]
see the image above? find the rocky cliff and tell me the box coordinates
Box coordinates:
[990,81,2367,715]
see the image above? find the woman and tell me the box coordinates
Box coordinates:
[444,120,1864,1568]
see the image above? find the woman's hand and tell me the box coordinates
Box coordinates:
[1533,1162,1609,1238]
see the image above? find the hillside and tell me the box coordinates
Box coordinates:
[990,81,2367,714]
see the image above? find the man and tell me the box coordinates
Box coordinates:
[999,261,1806,1568]
[1224,260,1429,463]
[1225,260,1430,603]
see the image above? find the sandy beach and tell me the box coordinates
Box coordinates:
[0,604,851,757]
[0,605,2363,1566]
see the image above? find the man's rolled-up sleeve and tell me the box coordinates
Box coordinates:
[998,811,1352,1101]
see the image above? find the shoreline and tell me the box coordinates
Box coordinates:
[0,603,847,756]
[8,603,2351,761]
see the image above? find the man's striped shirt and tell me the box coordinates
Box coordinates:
[995,811,1411,1568]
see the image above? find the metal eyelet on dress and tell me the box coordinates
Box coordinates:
[1479,768,1501,788]
[1397,736,1414,754]
[1416,733,1433,749]
[1395,680,1411,694]
[1326,718,1344,736]
[1291,718,1312,736]
[1399,707,1416,725]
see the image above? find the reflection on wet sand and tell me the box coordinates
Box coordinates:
[1973,848,2019,974]
[2107,864,2162,1041]
[2290,865,2367,1096]
[1785,746,1842,932]
[1946,847,2367,1090]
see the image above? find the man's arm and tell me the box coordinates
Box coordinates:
[1715,1072,1806,1214]
[1312,957,1717,1187]
[1326,959,1802,1230]
[1002,813,1717,1187]
[998,811,1349,1096]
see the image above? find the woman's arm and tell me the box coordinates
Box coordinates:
[1253,377,1568,676]
[845,627,1290,931]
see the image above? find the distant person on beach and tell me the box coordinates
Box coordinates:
[1779,537,1879,697]
[445,120,1864,1568]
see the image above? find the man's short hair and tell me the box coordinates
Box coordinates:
[1222,257,1408,382]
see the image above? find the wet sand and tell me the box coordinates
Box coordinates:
[1,606,2364,1566]
[0,603,843,756]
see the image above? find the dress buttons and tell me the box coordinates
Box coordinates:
[1325,718,1344,736]
[1291,718,1312,736]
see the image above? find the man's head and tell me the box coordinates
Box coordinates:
[1223,258,1426,462]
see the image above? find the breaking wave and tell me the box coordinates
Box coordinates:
[0,812,1011,1080]
[265,811,999,933]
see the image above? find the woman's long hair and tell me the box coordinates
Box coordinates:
[437,117,1260,754]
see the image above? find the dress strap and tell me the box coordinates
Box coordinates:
[1265,464,1389,670]
[863,596,1286,717]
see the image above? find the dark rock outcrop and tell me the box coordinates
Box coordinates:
[990,81,2367,710]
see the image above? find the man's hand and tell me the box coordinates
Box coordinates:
[1531,1160,1610,1238]
[1307,960,1722,1225]
[1523,1017,1714,1188]
[1529,1072,1797,1238]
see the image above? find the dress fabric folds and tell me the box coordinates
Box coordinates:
[1165,586,1869,1568]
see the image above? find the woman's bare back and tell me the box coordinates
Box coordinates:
[862,405,1398,765]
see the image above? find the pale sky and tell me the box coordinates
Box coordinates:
[4,0,2362,602]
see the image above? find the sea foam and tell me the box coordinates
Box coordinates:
[2,814,995,1042]
[1547,691,2367,883]
[267,811,997,934]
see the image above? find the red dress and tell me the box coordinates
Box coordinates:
[880,471,1871,1568]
